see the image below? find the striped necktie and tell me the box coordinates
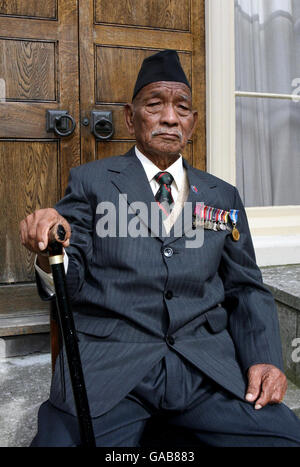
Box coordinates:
[154,171,174,217]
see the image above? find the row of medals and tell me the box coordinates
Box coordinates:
[193,214,240,242]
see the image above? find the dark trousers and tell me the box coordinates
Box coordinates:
[31,350,300,447]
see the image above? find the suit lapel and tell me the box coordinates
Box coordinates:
[108,147,165,241]
[108,148,220,245]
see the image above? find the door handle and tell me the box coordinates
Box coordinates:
[46,110,76,137]
[91,110,114,140]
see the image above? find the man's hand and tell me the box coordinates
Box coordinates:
[20,208,71,272]
[245,364,287,410]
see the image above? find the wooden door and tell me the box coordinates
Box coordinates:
[0,0,79,325]
[79,0,206,168]
[0,0,206,330]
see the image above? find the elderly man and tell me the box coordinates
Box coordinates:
[20,50,300,447]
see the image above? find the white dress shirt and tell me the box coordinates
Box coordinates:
[35,146,186,294]
[135,146,184,203]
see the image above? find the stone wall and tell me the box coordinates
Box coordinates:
[262,265,300,387]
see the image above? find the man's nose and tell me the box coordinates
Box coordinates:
[160,104,179,126]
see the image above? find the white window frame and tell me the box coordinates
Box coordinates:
[205,0,300,267]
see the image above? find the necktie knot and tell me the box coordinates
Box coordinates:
[154,171,174,187]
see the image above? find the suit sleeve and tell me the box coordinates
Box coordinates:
[219,187,284,374]
[53,167,94,301]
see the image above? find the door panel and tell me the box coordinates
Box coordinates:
[0,0,57,19]
[80,0,206,169]
[0,39,56,101]
[96,141,136,161]
[96,46,191,104]
[0,141,59,283]
[94,0,191,31]
[0,0,79,296]
[94,48,192,143]
[0,0,206,322]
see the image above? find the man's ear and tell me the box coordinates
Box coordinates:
[124,104,135,136]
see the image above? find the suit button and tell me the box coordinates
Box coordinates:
[165,290,173,300]
[163,247,173,258]
[166,335,175,346]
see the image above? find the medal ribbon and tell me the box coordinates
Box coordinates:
[200,206,237,230]
[229,209,239,226]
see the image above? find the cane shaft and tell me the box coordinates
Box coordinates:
[50,262,96,447]
[50,302,61,374]
[47,224,96,447]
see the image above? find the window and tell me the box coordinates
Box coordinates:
[235,0,300,207]
[206,0,300,266]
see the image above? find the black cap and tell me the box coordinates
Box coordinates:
[132,49,191,101]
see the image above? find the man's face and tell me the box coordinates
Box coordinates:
[125,81,198,160]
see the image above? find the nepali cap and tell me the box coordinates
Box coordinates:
[132,49,191,101]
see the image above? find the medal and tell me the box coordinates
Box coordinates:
[219,211,226,231]
[211,208,217,231]
[193,202,204,229]
[208,207,214,229]
[201,205,239,237]
[223,212,232,232]
[204,206,209,228]
[215,209,222,230]
[229,209,240,242]
[232,227,240,242]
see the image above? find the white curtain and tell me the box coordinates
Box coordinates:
[235,0,300,206]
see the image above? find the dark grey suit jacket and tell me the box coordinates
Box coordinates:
[38,147,283,418]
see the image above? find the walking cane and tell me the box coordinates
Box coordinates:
[47,223,96,447]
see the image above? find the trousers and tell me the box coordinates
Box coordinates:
[31,349,300,447]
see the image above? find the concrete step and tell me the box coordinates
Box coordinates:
[0,353,299,447]
[0,353,51,447]
[0,311,50,358]
[262,265,300,388]
[283,379,300,418]
[0,312,50,337]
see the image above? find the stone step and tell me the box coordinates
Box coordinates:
[0,312,50,337]
[0,312,50,358]
[0,353,299,447]
[0,283,50,357]
[262,264,300,388]
[0,353,52,447]
[283,379,300,418]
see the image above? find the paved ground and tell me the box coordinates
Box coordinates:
[0,352,299,447]
[0,353,51,447]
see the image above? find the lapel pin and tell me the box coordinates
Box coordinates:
[191,185,198,193]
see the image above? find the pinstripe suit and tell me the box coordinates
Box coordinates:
[33,146,300,446]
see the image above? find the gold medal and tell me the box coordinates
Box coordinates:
[232,227,240,242]
[229,210,240,241]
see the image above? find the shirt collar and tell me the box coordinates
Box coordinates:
[135,146,184,192]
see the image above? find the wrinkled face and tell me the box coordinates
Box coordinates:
[125,81,198,159]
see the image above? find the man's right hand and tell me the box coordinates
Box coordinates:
[19,208,71,272]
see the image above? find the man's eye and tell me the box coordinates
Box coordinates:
[147,102,160,107]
